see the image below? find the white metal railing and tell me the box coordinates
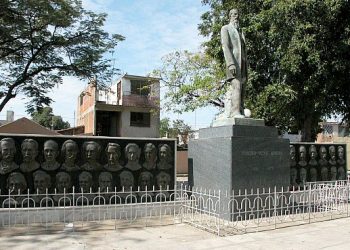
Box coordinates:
[1,181,350,235]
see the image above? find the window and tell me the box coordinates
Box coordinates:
[130,112,151,127]
[130,80,150,96]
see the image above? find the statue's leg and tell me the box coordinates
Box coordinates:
[230,78,242,117]
[221,84,233,118]
[240,79,245,114]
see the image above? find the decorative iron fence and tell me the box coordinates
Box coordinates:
[1,181,350,236]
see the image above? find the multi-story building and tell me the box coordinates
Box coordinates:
[76,74,160,137]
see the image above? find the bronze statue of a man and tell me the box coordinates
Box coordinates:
[219,8,247,119]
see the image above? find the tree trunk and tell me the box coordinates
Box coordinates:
[301,116,313,142]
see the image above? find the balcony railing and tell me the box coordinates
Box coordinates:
[122,92,159,107]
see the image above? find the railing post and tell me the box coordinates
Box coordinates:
[218,189,221,236]
[308,184,312,224]
[347,182,349,217]
[274,186,277,229]
[180,183,183,223]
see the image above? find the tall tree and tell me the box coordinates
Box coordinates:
[0,0,125,114]
[155,0,350,141]
[32,106,70,130]
[159,117,192,141]
[153,51,225,114]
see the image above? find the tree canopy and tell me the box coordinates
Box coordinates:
[154,0,350,141]
[152,51,225,114]
[32,106,70,130]
[160,118,192,139]
[0,0,125,114]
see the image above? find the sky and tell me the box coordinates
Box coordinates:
[1,0,218,129]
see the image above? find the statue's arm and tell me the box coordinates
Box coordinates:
[221,26,234,68]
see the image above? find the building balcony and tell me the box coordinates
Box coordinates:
[122,93,159,108]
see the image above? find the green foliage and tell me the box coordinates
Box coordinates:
[152,50,225,113]
[159,118,192,139]
[32,107,70,130]
[0,0,125,113]
[160,117,171,138]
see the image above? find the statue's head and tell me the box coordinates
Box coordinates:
[156,172,171,189]
[33,170,51,193]
[99,172,113,192]
[43,140,59,163]
[320,146,327,160]
[83,141,101,162]
[79,171,93,192]
[309,145,317,160]
[21,139,38,163]
[329,145,336,159]
[158,144,172,162]
[105,143,121,166]
[299,145,306,160]
[125,143,141,162]
[229,8,239,23]
[56,172,72,192]
[338,146,344,159]
[0,138,16,162]
[7,172,27,193]
[144,143,157,163]
[120,170,134,189]
[139,171,153,190]
[290,145,296,160]
[61,140,78,162]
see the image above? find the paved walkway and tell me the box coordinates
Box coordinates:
[1,217,350,250]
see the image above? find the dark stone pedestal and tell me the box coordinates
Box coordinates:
[188,124,290,221]
[188,124,290,192]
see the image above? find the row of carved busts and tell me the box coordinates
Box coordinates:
[0,138,174,174]
[4,170,172,194]
[290,144,347,186]
[0,137,175,197]
[2,170,173,207]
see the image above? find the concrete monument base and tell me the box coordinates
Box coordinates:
[188,122,290,192]
[188,122,290,220]
[212,117,265,127]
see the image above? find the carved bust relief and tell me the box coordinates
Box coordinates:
[81,141,102,171]
[319,146,328,181]
[61,140,80,172]
[298,145,307,168]
[143,143,157,170]
[289,145,296,168]
[139,171,154,191]
[0,138,19,175]
[7,172,27,194]
[119,170,134,191]
[328,146,337,166]
[124,143,142,171]
[20,139,40,173]
[56,172,72,193]
[79,171,93,192]
[42,140,60,171]
[290,167,298,187]
[308,145,318,182]
[157,144,173,170]
[299,167,307,186]
[33,170,51,194]
[4,172,27,207]
[337,146,345,166]
[104,143,123,172]
[99,172,113,192]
